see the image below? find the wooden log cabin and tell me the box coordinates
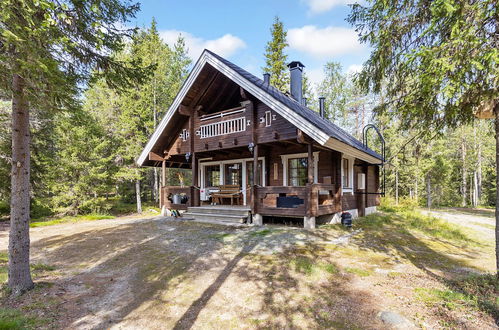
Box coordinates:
[137,50,383,229]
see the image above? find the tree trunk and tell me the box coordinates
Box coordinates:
[461,135,467,207]
[154,167,159,203]
[135,177,142,214]
[476,125,483,203]
[395,168,399,205]
[9,73,34,295]
[495,106,499,277]
[426,175,431,209]
[473,171,478,208]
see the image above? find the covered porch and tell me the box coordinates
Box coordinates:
[157,140,346,229]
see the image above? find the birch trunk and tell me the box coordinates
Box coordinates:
[395,168,399,205]
[476,126,483,203]
[426,175,431,209]
[9,73,34,295]
[136,177,142,214]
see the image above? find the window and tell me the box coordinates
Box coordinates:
[288,158,308,186]
[342,158,350,188]
[246,160,263,186]
[205,165,220,187]
[224,163,242,186]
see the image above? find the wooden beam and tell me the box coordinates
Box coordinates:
[190,71,220,107]
[178,104,192,116]
[308,142,314,184]
[297,129,306,144]
[162,160,166,186]
[240,87,248,100]
[149,151,164,161]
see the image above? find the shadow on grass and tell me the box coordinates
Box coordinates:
[350,210,498,326]
[25,219,388,329]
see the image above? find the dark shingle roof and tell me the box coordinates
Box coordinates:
[206,50,383,161]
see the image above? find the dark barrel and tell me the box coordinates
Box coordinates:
[341,212,352,228]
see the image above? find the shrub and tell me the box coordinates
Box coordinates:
[30,199,53,220]
[0,201,8,216]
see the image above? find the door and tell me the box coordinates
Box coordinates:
[245,160,263,205]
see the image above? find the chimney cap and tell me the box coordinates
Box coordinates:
[287,61,305,70]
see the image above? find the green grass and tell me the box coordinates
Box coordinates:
[0,253,7,284]
[0,308,44,330]
[290,257,338,276]
[0,252,56,285]
[471,222,495,230]
[344,267,372,277]
[208,232,235,241]
[451,274,499,318]
[414,287,476,310]
[30,214,115,227]
[249,229,273,237]
[364,201,476,244]
[415,274,499,317]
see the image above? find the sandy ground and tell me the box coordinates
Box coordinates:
[0,211,497,329]
[422,208,495,239]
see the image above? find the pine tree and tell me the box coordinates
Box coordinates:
[263,16,289,93]
[0,0,148,295]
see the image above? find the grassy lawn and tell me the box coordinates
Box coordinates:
[29,202,160,227]
[0,203,497,328]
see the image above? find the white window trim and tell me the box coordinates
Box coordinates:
[280,152,319,186]
[199,157,266,205]
[342,155,355,194]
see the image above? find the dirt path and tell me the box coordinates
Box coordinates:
[0,212,496,329]
[422,208,495,239]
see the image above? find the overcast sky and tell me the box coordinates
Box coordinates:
[131,0,370,95]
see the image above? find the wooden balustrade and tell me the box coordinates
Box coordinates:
[160,186,199,210]
[254,184,340,218]
[310,184,341,216]
[254,186,308,216]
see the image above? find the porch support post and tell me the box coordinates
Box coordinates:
[305,142,316,229]
[160,159,166,209]
[251,144,261,225]
[307,142,314,184]
[191,152,198,206]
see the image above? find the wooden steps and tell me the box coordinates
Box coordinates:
[183,206,251,225]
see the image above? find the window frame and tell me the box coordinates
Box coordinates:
[341,156,354,193]
[280,152,319,186]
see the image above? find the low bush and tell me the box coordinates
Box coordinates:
[0,201,8,216]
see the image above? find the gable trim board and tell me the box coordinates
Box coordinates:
[137,49,382,166]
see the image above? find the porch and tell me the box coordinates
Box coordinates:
[160,183,342,228]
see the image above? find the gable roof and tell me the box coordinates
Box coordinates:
[137,49,383,166]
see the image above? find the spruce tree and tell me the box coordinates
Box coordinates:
[349,0,498,275]
[263,16,289,93]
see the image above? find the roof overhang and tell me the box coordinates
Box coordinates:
[137,50,381,166]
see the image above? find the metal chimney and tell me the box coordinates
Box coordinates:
[319,97,325,118]
[287,61,305,103]
[263,73,270,85]
[302,97,307,107]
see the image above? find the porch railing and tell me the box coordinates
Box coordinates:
[160,186,199,210]
[254,184,340,217]
[254,186,308,217]
[310,184,341,216]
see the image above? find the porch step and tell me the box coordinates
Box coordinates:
[185,206,250,217]
[183,206,251,224]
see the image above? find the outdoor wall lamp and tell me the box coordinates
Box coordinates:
[185,152,191,162]
[248,142,255,154]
